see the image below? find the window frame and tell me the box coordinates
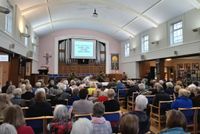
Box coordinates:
[124,42,130,57]
[24,25,29,47]
[141,35,149,53]
[5,7,13,34]
[170,20,183,46]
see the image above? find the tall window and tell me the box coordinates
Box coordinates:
[24,26,29,47]
[124,43,130,57]
[170,21,183,45]
[5,8,13,34]
[141,35,149,53]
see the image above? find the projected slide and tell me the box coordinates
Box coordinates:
[74,40,93,57]
[71,39,96,59]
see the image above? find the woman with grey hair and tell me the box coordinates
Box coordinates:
[130,95,149,134]
[103,89,120,112]
[71,118,93,134]
[0,123,17,134]
[165,82,174,95]
[48,104,72,134]
[91,102,112,134]
[10,88,26,107]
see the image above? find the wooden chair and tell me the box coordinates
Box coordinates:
[103,111,121,134]
[25,116,53,134]
[150,100,173,134]
[117,88,128,108]
[73,113,92,121]
[178,107,200,134]
[127,92,139,111]
[21,107,29,117]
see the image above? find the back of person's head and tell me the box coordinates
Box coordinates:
[135,95,148,111]
[166,110,186,130]
[0,93,12,106]
[176,80,183,87]
[178,88,191,97]
[90,82,96,88]
[174,85,181,93]
[120,114,139,134]
[93,102,105,117]
[53,104,69,121]
[26,84,32,92]
[0,123,17,134]
[154,82,163,92]
[6,85,16,94]
[166,82,173,88]
[12,88,22,97]
[70,118,93,134]
[138,83,145,91]
[70,80,76,86]
[35,88,46,102]
[79,88,88,99]
[35,81,42,88]
[3,105,25,128]
[106,88,115,99]
[73,88,79,96]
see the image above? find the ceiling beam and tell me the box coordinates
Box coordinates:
[33,17,135,37]
[186,0,200,9]
[21,0,159,27]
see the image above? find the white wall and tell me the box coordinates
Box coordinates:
[0,1,39,73]
[121,9,200,78]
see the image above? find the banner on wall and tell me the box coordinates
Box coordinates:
[111,54,119,70]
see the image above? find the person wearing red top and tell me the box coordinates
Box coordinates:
[3,105,34,134]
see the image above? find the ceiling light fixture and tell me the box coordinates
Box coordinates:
[0,6,10,14]
[93,8,98,17]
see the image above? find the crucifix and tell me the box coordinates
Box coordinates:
[43,52,52,65]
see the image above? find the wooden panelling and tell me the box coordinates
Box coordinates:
[59,63,105,75]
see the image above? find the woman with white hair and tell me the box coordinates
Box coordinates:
[10,88,26,107]
[70,118,93,134]
[27,88,52,117]
[48,104,72,134]
[103,89,120,112]
[165,82,174,95]
[130,95,149,134]
[171,88,193,120]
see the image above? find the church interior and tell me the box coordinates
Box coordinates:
[0,0,200,134]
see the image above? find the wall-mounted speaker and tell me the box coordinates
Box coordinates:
[174,50,178,55]
[26,51,33,57]
[141,55,145,60]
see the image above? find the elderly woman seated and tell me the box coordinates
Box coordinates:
[3,105,34,134]
[160,110,188,134]
[0,93,12,121]
[130,95,149,134]
[171,88,193,120]
[119,114,139,134]
[71,118,93,134]
[48,104,72,134]
[21,84,34,100]
[11,88,26,107]
[103,89,120,112]
[91,102,112,134]
[27,88,52,117]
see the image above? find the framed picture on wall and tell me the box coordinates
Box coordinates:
[111,54,119,70]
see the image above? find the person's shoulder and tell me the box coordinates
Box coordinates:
[17,125,34,133]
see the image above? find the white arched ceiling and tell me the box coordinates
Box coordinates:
[12,0,199,41]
